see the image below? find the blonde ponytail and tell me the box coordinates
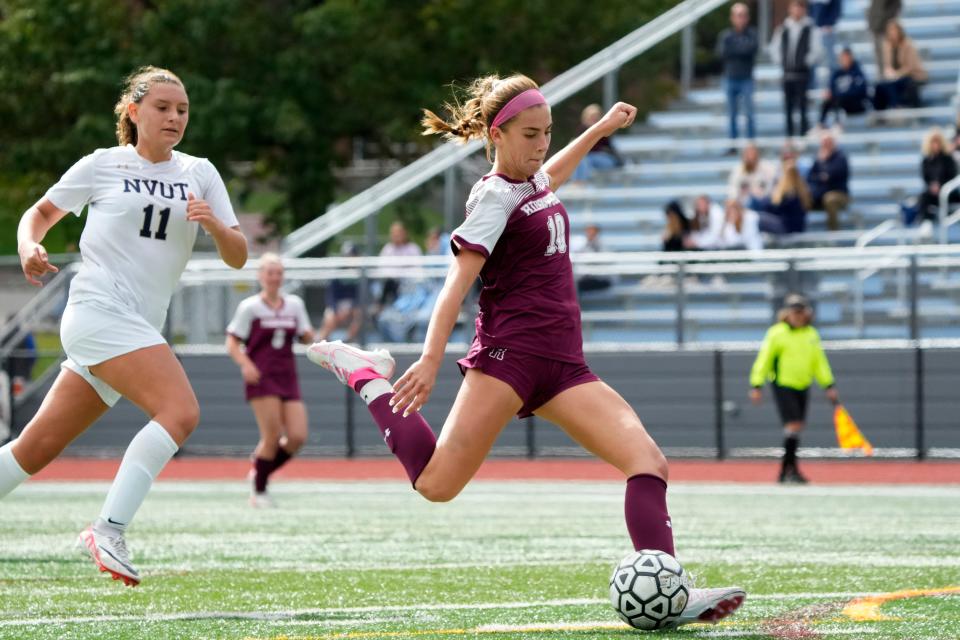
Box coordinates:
[421,74,539,161]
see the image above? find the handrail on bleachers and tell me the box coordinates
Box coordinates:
[938,174,960,244]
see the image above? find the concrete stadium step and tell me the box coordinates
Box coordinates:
[846,37,960,62]
[845,0,959,17]
[754,59,960,85]
[647,105,954,132]
[615,128,928,159]
[685,82,956,113]
[560,176,923,206]
[614,153,919,184]
[836,13,960,36]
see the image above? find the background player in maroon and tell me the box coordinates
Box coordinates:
[226,253,314,507]
[308,73,745,628]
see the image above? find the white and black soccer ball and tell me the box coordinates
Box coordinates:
[609,549,689,630]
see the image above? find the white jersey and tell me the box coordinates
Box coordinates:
[45,144,238,329]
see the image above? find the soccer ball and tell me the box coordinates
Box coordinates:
[609,549,689,630]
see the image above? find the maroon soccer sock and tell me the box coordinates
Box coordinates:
[355,378,436,485]
[270,448,293,475]
[253,457,272,493]
[625,474,675,556]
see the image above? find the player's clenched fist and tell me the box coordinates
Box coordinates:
[598,102,637,136]
[186,192,223,234]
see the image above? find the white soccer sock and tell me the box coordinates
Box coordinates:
[0,442,30,499]
[97,421,178,533]
[359,378,393,405]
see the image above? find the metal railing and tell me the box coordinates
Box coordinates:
[0,263,77,362]
[154,244,960,345]
[938,173,960,244]
[281,0,729,257]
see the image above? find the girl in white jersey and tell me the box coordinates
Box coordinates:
[306,74,745,628]
[1,66,247,586]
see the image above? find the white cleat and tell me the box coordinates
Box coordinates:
[664,586,746,628]
[78,525,141,586]
[306,340,395,386]
[249,492,276,509]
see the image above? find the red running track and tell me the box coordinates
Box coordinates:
[28,457,960,484]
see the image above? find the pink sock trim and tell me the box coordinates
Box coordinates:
[348,367,385,390]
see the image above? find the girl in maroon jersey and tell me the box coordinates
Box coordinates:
[227,253,314,507]
[308,74,744,627]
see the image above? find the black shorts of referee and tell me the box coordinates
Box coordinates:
[771,384,809,423]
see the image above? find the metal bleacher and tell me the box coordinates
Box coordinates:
[566,0,960,247]
[558,0,960,344]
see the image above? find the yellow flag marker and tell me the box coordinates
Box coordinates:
[834,405,873,456]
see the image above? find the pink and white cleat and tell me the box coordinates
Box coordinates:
[664,586,746,628]
[306,340,395,386]
[78,524,140,586]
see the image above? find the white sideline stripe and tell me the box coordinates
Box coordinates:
[0,592,893,627]
[0,598,600,627]
[18,482,960,499]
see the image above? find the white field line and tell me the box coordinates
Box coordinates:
[131,553,960,573]
[17,481,960,499]
[0,592,897,627]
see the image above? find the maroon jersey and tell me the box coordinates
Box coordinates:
[227,294,312,380]
[451,170,583,363]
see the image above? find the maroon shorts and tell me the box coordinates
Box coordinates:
[245,371,302,402]
[457,343,599,418]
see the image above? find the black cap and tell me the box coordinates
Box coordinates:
[784,293,810,309]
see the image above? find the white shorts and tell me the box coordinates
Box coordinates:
[60,299,167,407]
[61,359,122,407]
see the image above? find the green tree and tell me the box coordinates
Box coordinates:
[1,0,692,256]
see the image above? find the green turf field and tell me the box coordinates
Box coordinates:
[1,480,958,639]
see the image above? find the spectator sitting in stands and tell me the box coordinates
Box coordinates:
[909,127,960,225]
[818,47,871,128]
[717,199,764,250]
[662,200,691,251]
[806,132,850,230]
[867,0,902,71]
[377,227,452,343]
[425,226,451,257]
[573,224,612,293]
[873,20,927,111]
[374,220,422,318]
[688,194,726,249]
[317,242,362,342]
[728,143,777,209]
[570,104,624,183]
[768,158,813,233]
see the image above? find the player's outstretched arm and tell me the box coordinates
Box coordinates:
[391,248,485,416]
[544,102,636,191]
[17,198,68,287]
[186,192,248,269]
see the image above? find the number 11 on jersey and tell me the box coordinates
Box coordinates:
[140,204,171,241]
[544,212,567,256]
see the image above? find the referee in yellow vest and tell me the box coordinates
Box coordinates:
[750,294,838,484]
